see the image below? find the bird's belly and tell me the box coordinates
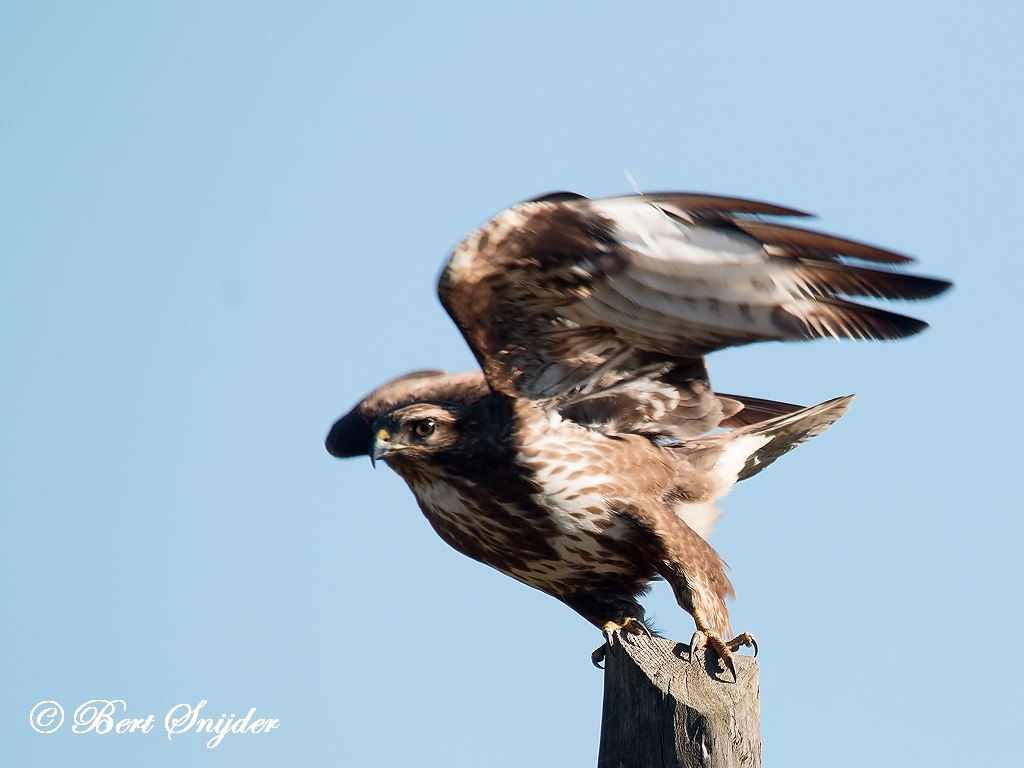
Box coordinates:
[507,522,647,595]
[411,477,647,595]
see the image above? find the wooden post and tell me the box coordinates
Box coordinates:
[597,631,760,768]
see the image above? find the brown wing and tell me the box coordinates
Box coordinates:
[324,370,490,458]
[437,192,950,438]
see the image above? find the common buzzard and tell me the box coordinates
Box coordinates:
[326,191,950,672]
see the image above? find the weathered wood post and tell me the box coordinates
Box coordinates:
[597,631,760,768]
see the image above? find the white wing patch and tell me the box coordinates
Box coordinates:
[671,432,771,539]
[571,198,835,350]
[591,199,765,266]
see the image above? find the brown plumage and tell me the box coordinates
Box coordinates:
[326,191,950,670]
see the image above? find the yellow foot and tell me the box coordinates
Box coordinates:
[592,617,650,668]
[690,628,757,680]
[602,617,648,636]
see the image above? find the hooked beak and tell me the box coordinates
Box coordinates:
[370,428,391,468]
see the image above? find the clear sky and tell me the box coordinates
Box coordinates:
[1,2,1020,766]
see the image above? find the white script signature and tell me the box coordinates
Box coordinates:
[30,700,279,748]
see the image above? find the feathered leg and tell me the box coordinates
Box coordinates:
[653,513,757,679]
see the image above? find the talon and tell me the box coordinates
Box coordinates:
[705,632,738,681]
[721,650,737,679]
[596,617,647,667]
[688,609,755,680]
[602,617,647,637]
[703,631,757,681]
[688,631,703,664]
[725,632,757,656]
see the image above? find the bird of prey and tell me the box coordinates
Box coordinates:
[325,191,950,673]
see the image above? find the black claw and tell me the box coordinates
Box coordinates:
[688,631,701,663]
[750,637,759,657]
[591,644,607,669]
[722,653,737,681]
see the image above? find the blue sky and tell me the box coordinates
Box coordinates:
[1,2,1020,766]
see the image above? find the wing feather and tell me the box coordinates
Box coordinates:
[437,192,950,439]
[639,192,812,219]
[732,219,914,264]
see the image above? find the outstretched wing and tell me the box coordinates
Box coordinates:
[437,192,950,438]
[325,370,490,458]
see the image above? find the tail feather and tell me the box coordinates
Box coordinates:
[717,393,804,427]
[731,395,853,481]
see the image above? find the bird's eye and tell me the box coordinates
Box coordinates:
[414,419,436,438]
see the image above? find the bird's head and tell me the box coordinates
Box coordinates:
[369,402,462,469]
